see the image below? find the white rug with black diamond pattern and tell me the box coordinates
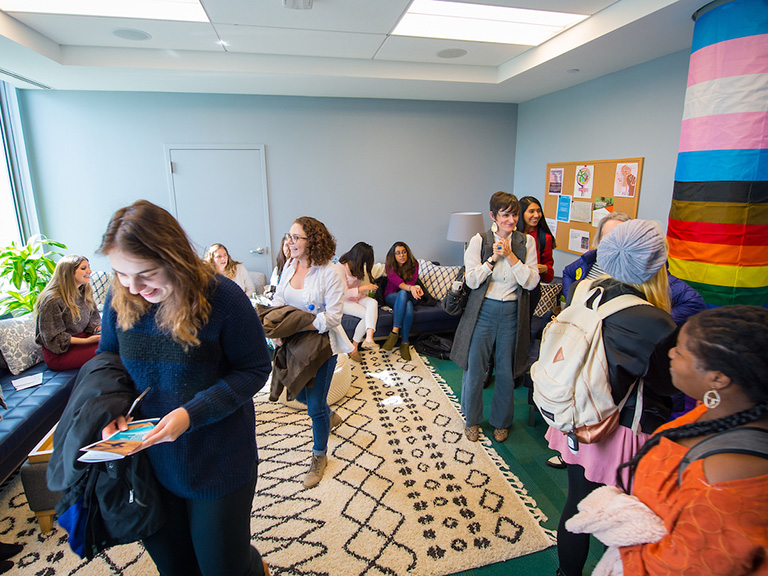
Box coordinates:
[0,348,553,575]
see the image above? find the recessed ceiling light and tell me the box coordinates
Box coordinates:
[113,28,151,41]
[437,49,467,59]
[393,0,587,46]
[0,0,208,22]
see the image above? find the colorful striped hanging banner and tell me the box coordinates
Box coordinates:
[668,0,768,307]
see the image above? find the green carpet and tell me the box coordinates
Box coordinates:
[425,357,604,576]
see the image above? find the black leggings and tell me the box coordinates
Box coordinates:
[142,464,264,576]
[557,463,603,576]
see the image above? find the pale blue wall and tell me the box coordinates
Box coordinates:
[17,93,518,270]
[513,50,690,275]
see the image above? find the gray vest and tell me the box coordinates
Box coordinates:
[450,229,531,378]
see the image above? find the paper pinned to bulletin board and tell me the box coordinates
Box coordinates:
[544,158,643,254]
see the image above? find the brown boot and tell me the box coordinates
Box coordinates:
[399,342,411,361]
[381,331,398,351]
[303,454,327,488]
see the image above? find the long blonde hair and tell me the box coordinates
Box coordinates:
[204,243,240,280]
[35,255,95,321]
[98,200,215,349]
[631,266,671,312]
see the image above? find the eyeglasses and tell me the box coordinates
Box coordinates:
[287,234,307,243]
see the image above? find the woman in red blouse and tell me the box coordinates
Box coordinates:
[516,196,555,317]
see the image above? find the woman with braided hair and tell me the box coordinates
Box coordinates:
[614,305,768,575]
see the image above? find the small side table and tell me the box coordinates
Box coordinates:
[20,425,61,533]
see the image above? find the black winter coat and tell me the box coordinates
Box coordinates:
[47,352,165,559]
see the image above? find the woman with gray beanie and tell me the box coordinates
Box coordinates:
[547,219,678,576]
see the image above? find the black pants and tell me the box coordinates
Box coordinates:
[557,463,603,576]
[142,464,264,576]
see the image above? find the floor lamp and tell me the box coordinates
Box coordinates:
[446,212,485,254]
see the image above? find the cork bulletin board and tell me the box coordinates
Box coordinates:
[544,158,643,255]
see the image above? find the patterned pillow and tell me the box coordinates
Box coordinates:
[418,260,461,301]
[0,314,43,375]
[90,270,113,311]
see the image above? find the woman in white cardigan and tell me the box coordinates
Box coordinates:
[272,217,353,488]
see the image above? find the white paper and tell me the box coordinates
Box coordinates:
[571,201,592,223]
[592,207,611,227]
[379,396,404,406]
[546,218,558,237]
[77,450,124,463]
[12,372,43,390]
[568,229,591,253]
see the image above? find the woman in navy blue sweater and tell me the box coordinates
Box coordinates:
[99,200,272,576]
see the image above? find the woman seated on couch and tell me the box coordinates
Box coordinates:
[338,242,378,363]
[381,241,422,362]
[34,255,101,371]
[204,243,256,295]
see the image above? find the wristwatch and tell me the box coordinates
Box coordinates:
[486,256,495,267]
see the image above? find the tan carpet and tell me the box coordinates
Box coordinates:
[0,349,553,575]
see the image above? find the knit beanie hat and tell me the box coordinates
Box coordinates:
[596,219,667,284]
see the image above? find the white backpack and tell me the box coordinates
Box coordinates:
[531,279,650,451]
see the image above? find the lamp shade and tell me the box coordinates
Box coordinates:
[446,212,485,243]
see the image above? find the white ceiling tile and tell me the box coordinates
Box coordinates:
[10,13,222,51]
[216,24,385,59]
[201,0,411,34]
[376,35,528,67]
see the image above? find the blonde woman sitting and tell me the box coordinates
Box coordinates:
[34,255,101,370]
[205,243,255,295]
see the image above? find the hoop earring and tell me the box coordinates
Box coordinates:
[703,389,721,409]
[491,221,498,233]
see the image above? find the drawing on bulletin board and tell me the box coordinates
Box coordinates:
[573,165,594,198]
[614,162,638,197]
[549,168,564,195]
[543,158,643,255]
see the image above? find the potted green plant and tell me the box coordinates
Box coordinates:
[0,234,67,316]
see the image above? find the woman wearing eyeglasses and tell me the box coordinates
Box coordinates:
[272,217,354,488]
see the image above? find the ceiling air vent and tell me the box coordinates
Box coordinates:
[0,68,52,90]
[283,0,313,9]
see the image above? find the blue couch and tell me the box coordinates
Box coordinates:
[0,363,77,485]
[341,260,462,341]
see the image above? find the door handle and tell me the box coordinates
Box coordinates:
[250,247,266,255]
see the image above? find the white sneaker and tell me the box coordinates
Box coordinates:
[303,454,327,488]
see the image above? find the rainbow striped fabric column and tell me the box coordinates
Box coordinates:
[668,0,768,307]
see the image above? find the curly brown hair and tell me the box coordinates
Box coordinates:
[294,216,336,266]
[98,200,215,349]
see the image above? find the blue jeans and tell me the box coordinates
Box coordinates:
[296,355,337,455]
[385,290,416,343]
[461,298,518,429]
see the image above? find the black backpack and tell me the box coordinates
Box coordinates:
[413,333,454,360]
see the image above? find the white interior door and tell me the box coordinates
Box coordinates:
[166,145,272,276]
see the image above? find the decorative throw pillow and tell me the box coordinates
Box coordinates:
[417,260,461,301]
[0,315,43,375]
[90,270,113,311]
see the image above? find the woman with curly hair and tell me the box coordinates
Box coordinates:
[204,243,255,295]
[601,306,768,575]
[272,216,353,488]
[34,254,101,370]
[99,200,272,576]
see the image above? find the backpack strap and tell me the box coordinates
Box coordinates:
[678,427,768,486]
